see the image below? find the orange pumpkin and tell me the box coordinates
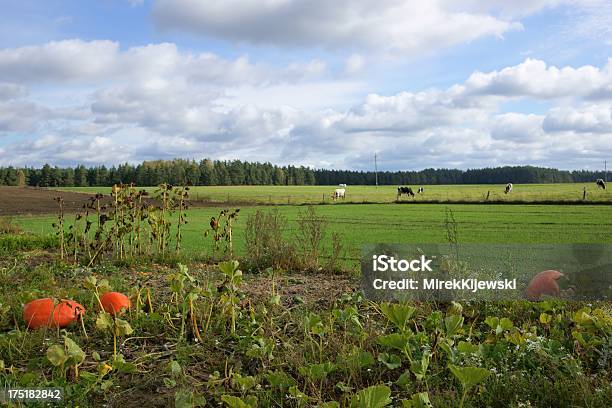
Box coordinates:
[23,298,85,329]
[100,292,131,316]
[525,270,563,301]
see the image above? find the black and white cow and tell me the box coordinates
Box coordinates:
[397,186,415,198]
[504,183,513,194]
[417,187,424,194]
[596,179,606,190]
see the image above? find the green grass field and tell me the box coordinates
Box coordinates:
[5,193,612,406]
[16,203,612,268]
[53,183,612,204]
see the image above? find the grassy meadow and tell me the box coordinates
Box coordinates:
[15,203,612,269]
[1,185,611,407]
[53,182,612,204]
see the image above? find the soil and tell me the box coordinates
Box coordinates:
[0,186,111,216]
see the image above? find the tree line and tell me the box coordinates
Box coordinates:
[0,160,607,187]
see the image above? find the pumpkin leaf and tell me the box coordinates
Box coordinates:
[46,345,68,367]
[410,352,430,381]
[378,352,402,369]
[401,392,433,408]
[96,311,113,331]
[351,384,392,408]
[380,303,416,331]
[448,365,491,391]
[64,336,85,365]
[114,318,133,336]
[444,315,464,337]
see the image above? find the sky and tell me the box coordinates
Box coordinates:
[0,0,611,171]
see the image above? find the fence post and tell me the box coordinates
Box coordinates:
[287,196,290,204]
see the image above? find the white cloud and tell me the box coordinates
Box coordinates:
[490,113,545,142]
[464,58,612,99]
[345,54,365,74]
[0,40,328,86]
[543,104,612,133]
[152,0,524,54]
[0,40,120,82]
[0,37,611,170]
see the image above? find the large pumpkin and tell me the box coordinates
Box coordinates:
[23,298,85,329]
[100,292,131,316]
[525,270,564,301]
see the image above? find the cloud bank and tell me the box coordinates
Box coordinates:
[0,37,611,170]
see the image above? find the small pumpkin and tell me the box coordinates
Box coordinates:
[100,292,131,316]
[525,270,563,301]
[23,298,85,329]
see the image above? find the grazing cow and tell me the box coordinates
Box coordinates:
[417,187,424,194]
[596,179,606,189]
[332,188,346,201]
[504,183,513,194]
[339,183,347,187]
[397,186,415,198]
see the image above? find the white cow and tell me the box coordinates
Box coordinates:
[339,183,347,187]
[596,179,606,189]
[332,188,346,201]
[505,183,513,194]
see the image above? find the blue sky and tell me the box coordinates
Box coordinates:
[1,0,611,170]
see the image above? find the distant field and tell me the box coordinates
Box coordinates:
[16,203,612,267]
[53,183,612,204]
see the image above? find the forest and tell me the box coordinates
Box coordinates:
[0,159,607,187]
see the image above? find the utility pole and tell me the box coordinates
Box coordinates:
[374,153,378,188]
[605,160,608,182]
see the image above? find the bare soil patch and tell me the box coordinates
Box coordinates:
[0,186,109,216]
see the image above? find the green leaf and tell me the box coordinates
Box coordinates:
[444,315,464,337]
[169,360,182,377]
[288,386,309,405]
[499,318,514,331]
[84,275,97,289]
[46,345,68,367]
[539,313,552,325]
[395,370,412,389]
[401,392,433,408]
[64,336,85,365]
[448,365,491,391]
[378,352,402,369]
[114,318,133,336]
[219,260,240,276]
[457,341,479,355]
[266,370,296,389]
[96,311,113,331]
[410,352,430,381]
[377,332,412,351]
[346,351,375,370]
[175,389,201,408]
[163,378,177,388]
[484,316,499,330]
[380,303,416,331]
[98,279,111,294]
[298,362,335,380]
[351,385,392,408]
[231,373,257,393]
[320,403,340,408]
